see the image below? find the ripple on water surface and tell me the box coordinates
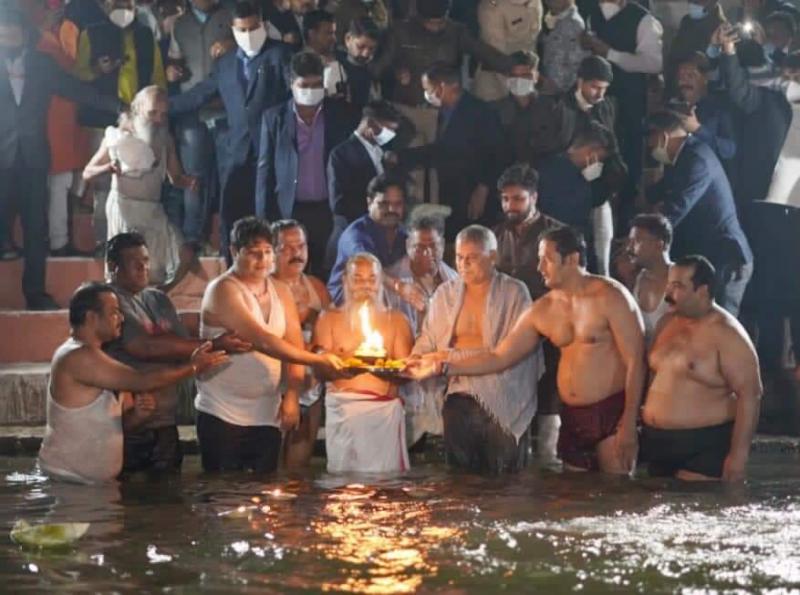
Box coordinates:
[0,452,799,593]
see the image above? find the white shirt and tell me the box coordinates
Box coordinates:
[354,131,385,175]
[4,52,25,106]
[605,13,663,75]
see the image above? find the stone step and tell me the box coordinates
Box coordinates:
[0,310,200,364]
[0,256,225,311]
[0,362,199,425]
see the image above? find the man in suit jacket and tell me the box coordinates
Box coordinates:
[647,111,753,317]
[0,7,121,310]
[256,51,358,276]
[169,0,292,258]
[326,100,403,266]
[395,63,505,240]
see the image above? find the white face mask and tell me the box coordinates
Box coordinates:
[780,79,800,102]
[424,89,442,107]
[374,126,396,146]
[293,86,325,106]
[108,8,135,28]
[233,25,267,58]
[651,135,672,165]
[599,1,621,20]
[581,159,604,181]
[507,77,536,97]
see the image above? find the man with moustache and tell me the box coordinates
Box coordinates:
[39,282,227,484]
[411,225,542,475]
[407,226,646,475]
[313,253,413,473]
[627,214,672,346]
[195,216,344,473]
[271,219,330,468]
[493,163,563,465]
[639,255,762,482]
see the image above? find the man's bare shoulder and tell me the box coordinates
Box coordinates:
[270,277,294,303]
[588,275,639,308]
[706,305,752,345]
[306,275,330,300]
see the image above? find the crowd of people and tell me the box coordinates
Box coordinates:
[2,0,799,484]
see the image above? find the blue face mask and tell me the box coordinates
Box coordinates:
[191,5,210,23]
[706,43,721,58]
[763,42,777,59]
[687,2,706,20]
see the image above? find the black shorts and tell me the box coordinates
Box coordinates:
[639,422,734,478]
[196,411,282,473]
[122,425,183,474]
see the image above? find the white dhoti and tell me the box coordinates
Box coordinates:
[325,390,409,474]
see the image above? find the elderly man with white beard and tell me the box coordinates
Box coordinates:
[313,253,414,473]
[83,85,197,287]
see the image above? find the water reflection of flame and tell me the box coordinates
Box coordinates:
[309,488,461,594]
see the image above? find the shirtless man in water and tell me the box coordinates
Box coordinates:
[313,253,413,473]
[628,214,672,346]
[640,255,762,482]
[408,226,646,474]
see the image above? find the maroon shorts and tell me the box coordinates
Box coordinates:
[557,391,626,471]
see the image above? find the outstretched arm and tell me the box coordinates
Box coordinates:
[447,306,542,376]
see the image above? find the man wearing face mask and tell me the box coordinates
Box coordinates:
[256,50,359,276]
[763,10,796,69]
[582,0,662,227]
[394,63,506,241]
[473,0,543,102]
[166,0,234,252]
[169,0,292,261]
[666,0,725,91]
[369,0,521,204]
[645,110,753,317]
[302,9,343,98]
[74,0,167,254]
[0,6,123,310]
[327,100,404,264]
[534,121,616,265]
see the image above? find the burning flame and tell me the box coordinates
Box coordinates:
[356,303,385,357]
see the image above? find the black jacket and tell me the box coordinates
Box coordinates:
[0,46,120,171]
[327,134,380,224]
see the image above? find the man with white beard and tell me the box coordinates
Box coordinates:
[313,253,413,473]
[83,86,197,286]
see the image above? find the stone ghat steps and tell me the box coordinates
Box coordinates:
[0,311,200,364]
[0,255,225,311]
[0,362,198,426]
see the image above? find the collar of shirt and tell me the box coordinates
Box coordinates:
[574,87,593,112]
[672,134,690,164]
[293,101,324,128]
[354,131,384,172]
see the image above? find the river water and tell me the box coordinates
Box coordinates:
[1,449,799,593]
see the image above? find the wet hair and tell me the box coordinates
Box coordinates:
[233,0,260,20]
[674,254,717,299]
[677,51,712,74]
[539,226,587,267]
[456,225,498,253]
[346,251,382,273]
[230,216,273,250]
[106,232,147,269]
[418,0,450,19]
[647,110,685,135]
[362,99,401,124]
[577,55,614,83]
[347,16,380,40]
[302,9,333,43]
[366,172,407,201]
[409,215,445,237]
[766,10,797,37]
[497,162,539,194]
[510,50,539,69]
[630,214,673,248]
[571,120,616,153]
[289,50,324,83]
[423,62,460,86]
[69,282,116,327]
[271,219,307,244]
